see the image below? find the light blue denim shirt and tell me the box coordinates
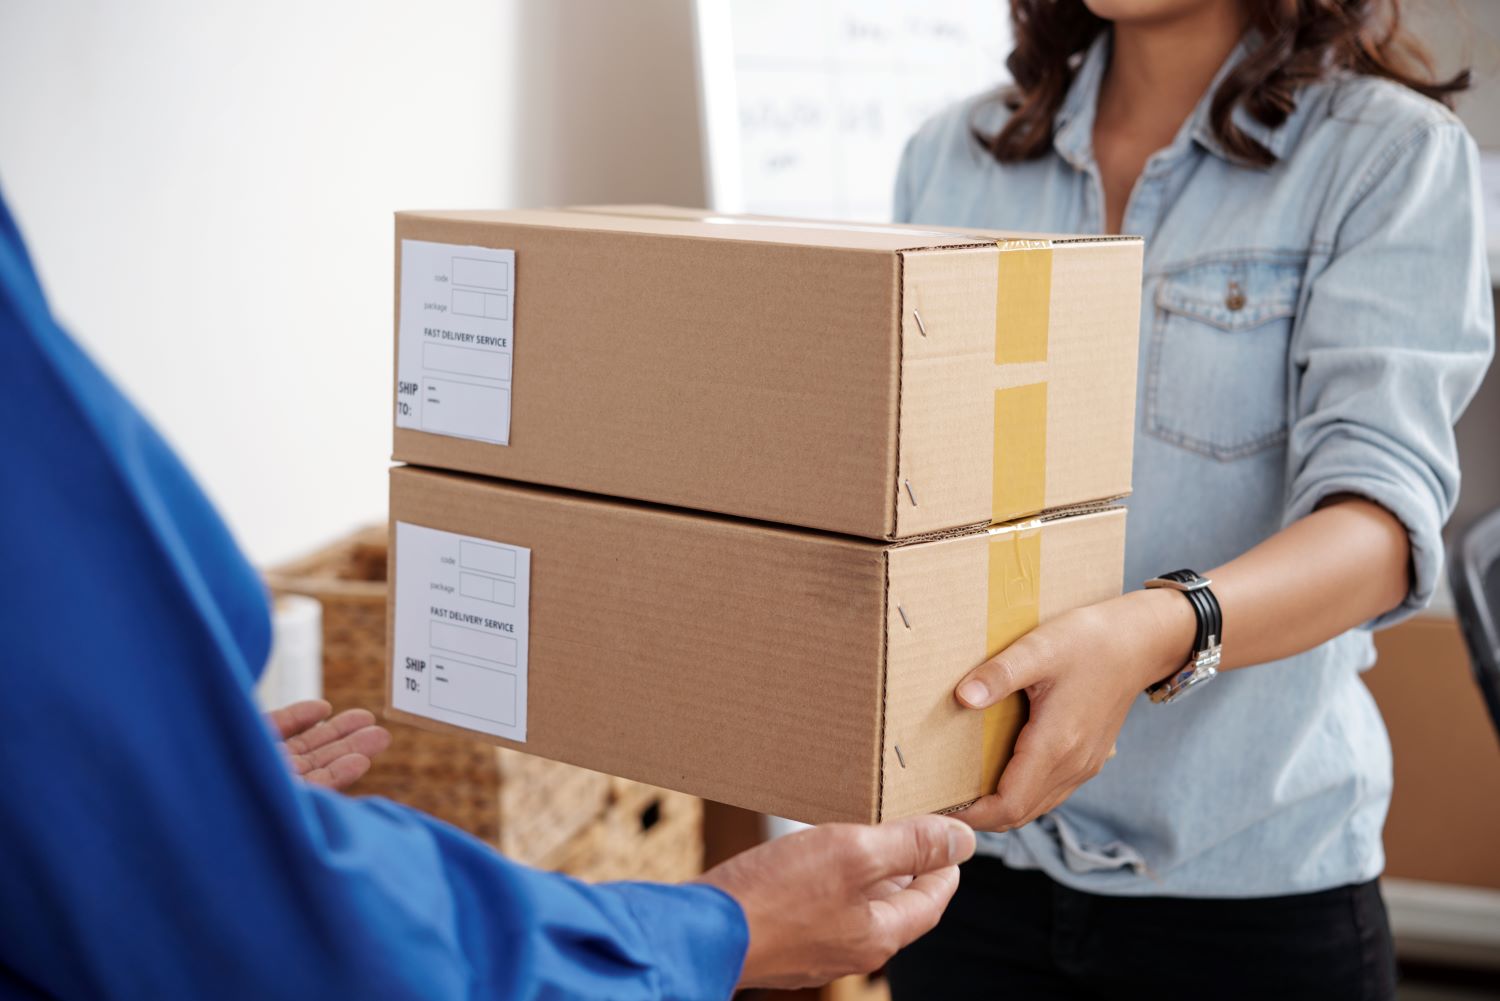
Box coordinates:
[896,34,1494,897]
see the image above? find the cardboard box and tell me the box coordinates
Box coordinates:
[392,206,1142,540]
[385,465,1126,823]
[1365,614,1500,891]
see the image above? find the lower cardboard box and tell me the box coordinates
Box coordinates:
[386,465,1125,823]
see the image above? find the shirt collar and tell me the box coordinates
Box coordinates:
[1052,30,1291,171]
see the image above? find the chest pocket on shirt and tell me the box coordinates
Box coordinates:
[1145,257,1303,461]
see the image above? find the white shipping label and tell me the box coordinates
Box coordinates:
[391,521,530,741]
[396,240,516,445]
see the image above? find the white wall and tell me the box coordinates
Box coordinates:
[0,1,519,565]
[1409,0,1500,147]
[0,0,710,566]
[510,0,706,207]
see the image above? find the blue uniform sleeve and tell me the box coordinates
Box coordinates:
[1282,120,1495,627]
[0,192,747,1001]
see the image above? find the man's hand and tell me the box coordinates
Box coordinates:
[697,815,975,989]
[267,699,392,791]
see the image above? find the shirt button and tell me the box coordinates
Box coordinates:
[1225,281,1246,311]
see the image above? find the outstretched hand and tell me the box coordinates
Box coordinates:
[268,699,392,791]
[699,814,975,989]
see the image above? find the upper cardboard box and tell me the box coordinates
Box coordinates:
[392,206,1143,539]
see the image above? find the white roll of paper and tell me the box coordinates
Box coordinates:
[254,594,323,712]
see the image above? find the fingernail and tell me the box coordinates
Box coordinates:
[945,820,974,863]
[957,679,990,707]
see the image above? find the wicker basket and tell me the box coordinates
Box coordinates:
[265,526,703,877]
[548,778,705,883]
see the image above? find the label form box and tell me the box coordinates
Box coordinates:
[430,657,518,727]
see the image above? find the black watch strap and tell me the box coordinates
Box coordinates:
[1142,568,1223,704]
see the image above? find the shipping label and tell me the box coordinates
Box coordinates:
[395,239,516,444]
[391,521,530,741]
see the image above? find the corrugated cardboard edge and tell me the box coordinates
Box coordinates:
[885,496,1126,549]
[877,543,892,822]
[888,250,908,543]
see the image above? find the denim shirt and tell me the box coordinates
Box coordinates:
[896,34,1494,897]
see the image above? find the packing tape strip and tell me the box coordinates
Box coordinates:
[980,529,1040,793]
[994,241,1052,365]
[993,382,1048,523]
[991,241,1053,523]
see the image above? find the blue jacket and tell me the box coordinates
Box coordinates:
[0,189,746,1000]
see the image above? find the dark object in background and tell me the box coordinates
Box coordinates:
[1450,505,1500,742]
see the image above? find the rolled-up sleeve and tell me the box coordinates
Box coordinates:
[1283,119,1494,626]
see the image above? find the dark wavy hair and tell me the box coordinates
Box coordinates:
[983,0,1470,166]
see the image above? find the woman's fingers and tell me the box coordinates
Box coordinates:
[952,711,1094,831]
[951,606,1124,832]
[954,630,1051,709]
[266,699,332,740]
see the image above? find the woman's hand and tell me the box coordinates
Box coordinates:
[267,699,392,791]
[950,588,1194,832]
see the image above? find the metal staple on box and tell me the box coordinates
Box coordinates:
[913,309,928,337]
[894,745,907,769]
[904,479,918,506]
[897,605,911,629]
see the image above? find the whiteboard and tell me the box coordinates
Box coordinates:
[693,0,1011,222]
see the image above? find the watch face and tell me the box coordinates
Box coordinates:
[1150,663,1219,704]
[1178,665,1219,697]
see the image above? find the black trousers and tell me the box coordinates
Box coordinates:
[886,856,1397,1001]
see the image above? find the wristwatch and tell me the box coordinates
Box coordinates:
[1142,569,1222,704]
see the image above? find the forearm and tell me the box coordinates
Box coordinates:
[951,496,1415,831]
[1146,495,1412,676]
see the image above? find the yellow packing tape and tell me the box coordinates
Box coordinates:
[993,382,1048,522]
[980,529,1040,794]
[991,241,1052,523]
[994,242,1052,365]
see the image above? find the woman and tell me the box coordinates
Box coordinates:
[887,1,1493,998]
